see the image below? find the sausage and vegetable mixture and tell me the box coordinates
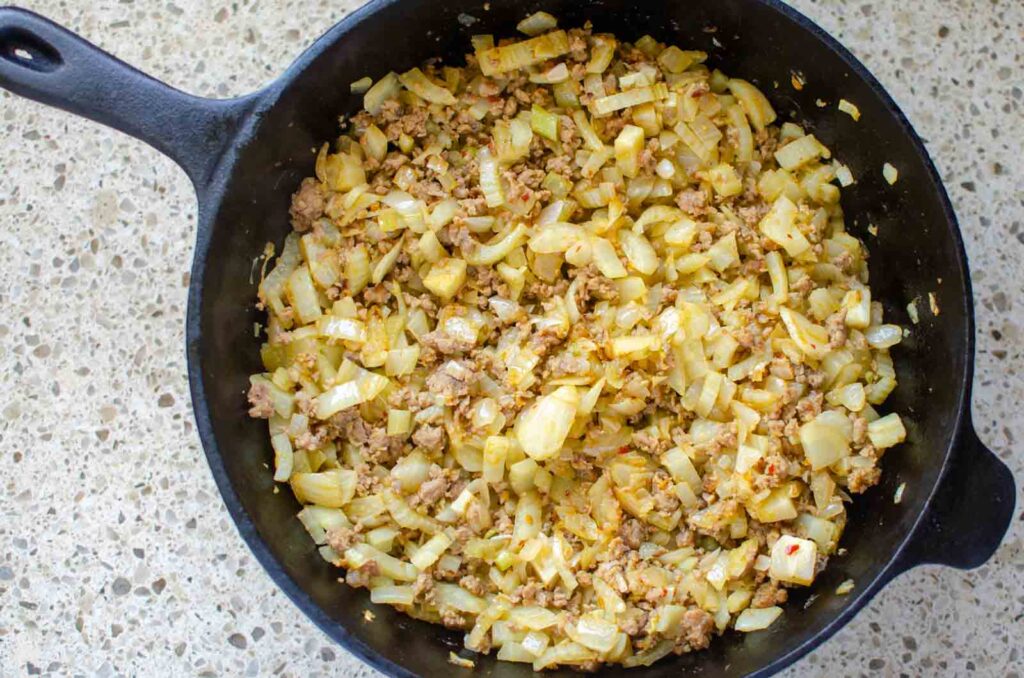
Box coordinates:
[247,12,907,670]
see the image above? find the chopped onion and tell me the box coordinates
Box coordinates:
[529,223,587,254]
[590,237,627,278]
[799,414,851,470]
[568,614,618,653]
[371,585,415,606]
[838,98,861,121]
[291,469,357,508]
[462,224,527,266]
[592,84,668,116]
[586,35,617,74]
[734,606,783,632]
[478,31,571,76]
[530,62,570,84]
[411,532,453,570]
[478,148,506,208]
[865,324,903,349]
[775,134,830,170]
[346,543,418,581]
[614,125,645,178]
[517,11,558,36]
[313,368,389,419]
[618,230,659,275]
[363,71,400,114]
[399,67,457,105]
[780,307,831,359]
[883,162,899,185]
[507,605,559,630]
[867,413,906,449]
[727,78,778,132]
[769,535,817,585]
[516,386,579,460]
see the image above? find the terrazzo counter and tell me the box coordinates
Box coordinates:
[0,0,1021,676]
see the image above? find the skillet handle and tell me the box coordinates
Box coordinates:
[0,6,256,189]
[893,418,1016,572]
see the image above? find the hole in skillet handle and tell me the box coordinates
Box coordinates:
[0,26,63,73]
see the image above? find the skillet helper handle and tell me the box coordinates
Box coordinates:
[894,418,1016,572]
[0,6,255,188]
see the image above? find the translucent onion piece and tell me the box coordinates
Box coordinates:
[867,413,907,449]
[463,224,528,266]
[478,148,507,207]
[516,386,579,460]
[291,469,357,507]
[517,11,558,36]
[363,71,401,114]
[592,84,669,116]
[313,369,389,419]
[799,414,851,470]
[567,614,618,653]
[865,324,903,349]
[734,606,783,632]
[370,585,415,606]
[399,67,457,105]
[774,134,830,170]
[769,535,817,585]
[411,532,453,570]
[478,31,571,76]
[759,196,811,257]
[726,78,777,132]
[779,307,831,359]
[529,223,587,254]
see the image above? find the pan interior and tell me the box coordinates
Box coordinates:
[191,1,969,675]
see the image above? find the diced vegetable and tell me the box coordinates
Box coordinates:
[478,148,506,208]
[291,469,357,507]
[516,386,579,460]
[592,84,668,116]
[774,134,830,170]
[318,369,384,416]
[270,432,294,482]
[614,125,645,178]
[371,585,415,606]
[478,31,571,76]
[799,413,851,470]
[727,78,777,131]
[867,413,907,449]
[531,104,559,141]
[658,46,706,74]
[364,72,400,113]
[422,257,468,300]
[618,230,658,275]
[734,606,783,632]
[706,163,743,197]
[286,266,322,324]
[838,99,861,121]
[883,162,899,185]
[769,535,818,585]
[350,76,373,93]
[411,532,453,570]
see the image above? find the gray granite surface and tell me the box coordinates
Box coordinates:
[0,0,1021,676]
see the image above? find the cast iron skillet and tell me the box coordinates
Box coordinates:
[0,1,1016,675]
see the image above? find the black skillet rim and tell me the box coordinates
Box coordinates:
[184,0,974,675]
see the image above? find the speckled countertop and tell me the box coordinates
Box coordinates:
[0,0,1021,676]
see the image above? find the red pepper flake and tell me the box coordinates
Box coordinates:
[786,544,800,555]
[618,445,630,454]
[766,464,776,474]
